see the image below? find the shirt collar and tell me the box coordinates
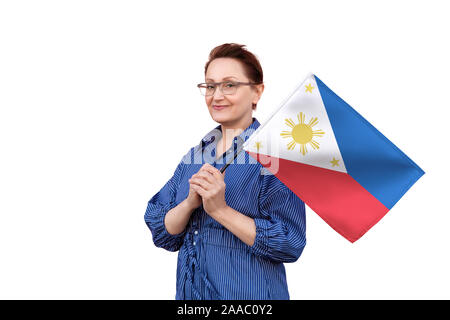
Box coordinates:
[198,117,260,152]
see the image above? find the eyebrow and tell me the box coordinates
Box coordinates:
[205,76,238,82]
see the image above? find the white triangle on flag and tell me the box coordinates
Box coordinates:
[244,73,347,174]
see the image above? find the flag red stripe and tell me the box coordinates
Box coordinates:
[247,151,389,242]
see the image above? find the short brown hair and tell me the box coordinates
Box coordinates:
[204,43,263,110]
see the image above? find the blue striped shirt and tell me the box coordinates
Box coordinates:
[144,117,306,300]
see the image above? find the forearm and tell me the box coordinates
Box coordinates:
[164,199,196,235]
[212,206,256,247]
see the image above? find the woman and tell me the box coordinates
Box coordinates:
[144,43,306,300]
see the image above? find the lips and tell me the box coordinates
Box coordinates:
[213,105,229,110]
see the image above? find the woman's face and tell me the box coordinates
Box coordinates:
[204,57,263,126]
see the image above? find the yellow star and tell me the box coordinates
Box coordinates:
[330,157,340,167]
[305,83,315,93]
[254,141,262,152]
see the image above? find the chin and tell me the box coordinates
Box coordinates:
[211,114,230,124]
[209,109,230,121]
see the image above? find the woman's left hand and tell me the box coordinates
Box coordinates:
[189,163,227,218]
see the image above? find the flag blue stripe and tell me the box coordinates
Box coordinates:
[144,118,306,300]
[314,75,425,209]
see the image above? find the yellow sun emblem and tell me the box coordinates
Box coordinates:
[280,112,325,155]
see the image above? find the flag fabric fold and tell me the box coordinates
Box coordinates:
[243,73,424,242]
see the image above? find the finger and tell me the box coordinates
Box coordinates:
[206,167,225,181]
[196,171,216,184]
[199,163,214,173]
[191,183,207,197]
[191,169,212,179]
[198,163,215,174]
[195,164,214,178]
[202,163,214,169]
[189,177,212,190]
[201,165,224,180]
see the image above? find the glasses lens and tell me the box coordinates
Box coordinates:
[221,82,237,95]
[206,84,216,96]
[199,83,215,96]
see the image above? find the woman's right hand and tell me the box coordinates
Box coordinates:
[185,179,202,209]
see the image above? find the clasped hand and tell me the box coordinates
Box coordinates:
[188,163,227,218]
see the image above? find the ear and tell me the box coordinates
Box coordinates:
[252,83,264,106]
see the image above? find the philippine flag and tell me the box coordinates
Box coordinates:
[243,73,425,242]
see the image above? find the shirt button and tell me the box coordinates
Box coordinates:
[193,241,196,246]
[194,230,198,235]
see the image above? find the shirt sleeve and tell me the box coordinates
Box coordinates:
[249,174,307,263]
[144,155,188,252]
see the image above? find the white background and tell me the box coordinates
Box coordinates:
[0,0,448,299]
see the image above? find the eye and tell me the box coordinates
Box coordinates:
[206,84,216,89]
[225,82,236,88]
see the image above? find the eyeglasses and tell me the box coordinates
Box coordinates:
[197,81,262,96]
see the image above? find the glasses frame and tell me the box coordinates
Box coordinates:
[197,81,262,96]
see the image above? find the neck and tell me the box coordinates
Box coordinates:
[220,117,253,142]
